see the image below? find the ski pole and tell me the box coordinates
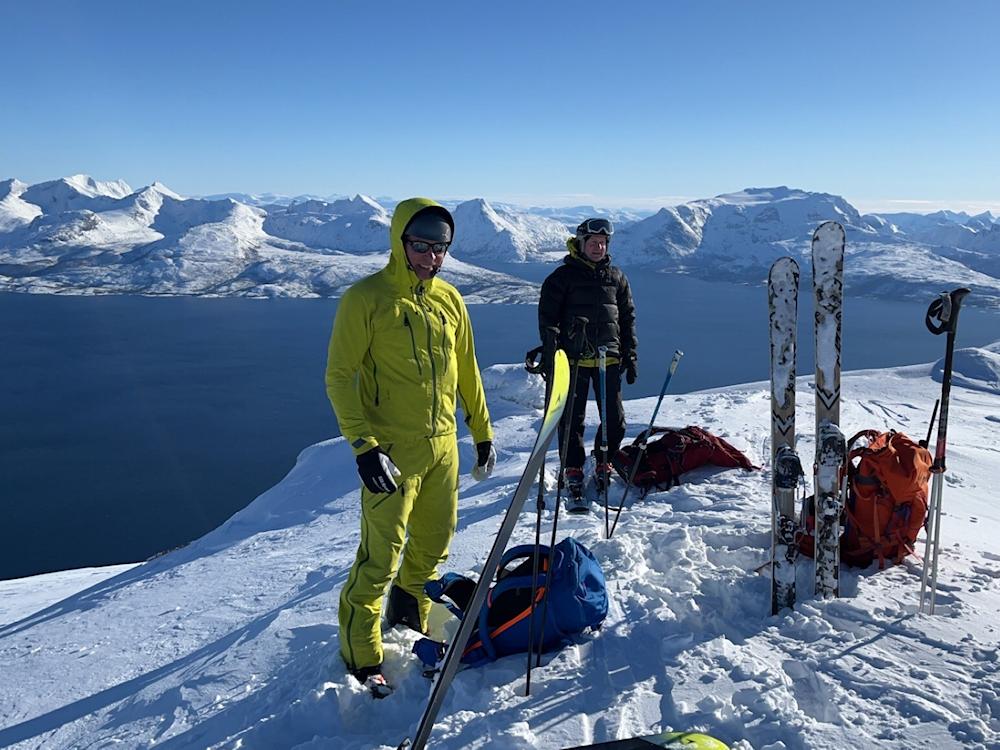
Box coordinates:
[919,287,970,614]
[608,350,684,539]
[533,317,588,670]
[597,346,611,538]
[525,325,558,694]
[920,399,940,449]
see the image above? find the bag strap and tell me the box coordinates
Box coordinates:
[424,573,475,619]
[472,571,549,662]
[498,544,550,579]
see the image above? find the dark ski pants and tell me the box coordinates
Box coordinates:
[559,363,625,471]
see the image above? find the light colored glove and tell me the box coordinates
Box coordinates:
[471,440,496,481]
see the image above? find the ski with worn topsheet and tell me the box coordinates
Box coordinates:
[811,221,846,599]
[768,257,803,613]
[399,350,571,750]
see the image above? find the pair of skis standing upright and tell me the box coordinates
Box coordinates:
[768,222,971,615]
[768,221,846,614]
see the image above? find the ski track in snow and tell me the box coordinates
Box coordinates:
[0,361,999,749]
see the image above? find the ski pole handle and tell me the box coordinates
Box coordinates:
[925,288,971,335]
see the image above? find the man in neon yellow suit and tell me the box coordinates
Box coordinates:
[326,197,495,696]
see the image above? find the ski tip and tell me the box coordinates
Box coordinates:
[563,731,730,749]
[811,220,846,244]
[655,731,730,749]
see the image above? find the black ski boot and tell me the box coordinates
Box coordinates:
[593,460,613,494]
[349,663,394,699]
[385,584,425,634]
[564,467,590,514]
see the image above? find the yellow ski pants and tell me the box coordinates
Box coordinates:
[339,434,460,671]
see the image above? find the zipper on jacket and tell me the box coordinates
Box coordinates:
[416,286,439,437]
[403,313,423,376]
[439,311,451,368]
[372,360,380,406]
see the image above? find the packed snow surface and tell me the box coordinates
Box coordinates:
[1,352,998,749]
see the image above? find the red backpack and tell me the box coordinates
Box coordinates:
[800,429,932,568]
[614,425,758,491]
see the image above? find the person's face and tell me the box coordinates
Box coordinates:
[404,236,450,281]
[582,234,608,262]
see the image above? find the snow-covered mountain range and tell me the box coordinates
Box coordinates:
[2,176,999,306]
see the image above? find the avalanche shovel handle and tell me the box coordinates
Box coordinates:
[925,288,971,335]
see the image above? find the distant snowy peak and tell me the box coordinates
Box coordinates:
[876,209,1000,251]
[614,186,869,269]
[262,194,390,251]
[514,204,653,227]
[704,186,864,227]
[0,178,43,232]
[152,195,247,236]
[63,174,133,199]
[20,174,133,214]
[146,182,182,200]
[449,198,568,262]
[0,178,29,201]
[201,191,332,207]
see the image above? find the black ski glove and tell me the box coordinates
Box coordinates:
[471,440,496,481]
[356,447,401,494]
[625,358,638,385]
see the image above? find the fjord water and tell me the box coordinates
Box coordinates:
[2,277,997,579]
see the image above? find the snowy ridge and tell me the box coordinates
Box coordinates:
[20,174,133,213]
[1,353,998,749]
[449,198,568,262]
[0,179,43,232]
[262,195,391,252]
[504,203,652,227]
[615,187,873,271]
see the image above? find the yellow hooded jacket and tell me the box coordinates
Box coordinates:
[325,198,493,454]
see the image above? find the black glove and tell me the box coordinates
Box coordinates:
[356,447,401,494]
[625,358,638,385]
[471,440,496,481]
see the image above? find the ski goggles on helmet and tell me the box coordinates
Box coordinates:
[405,237,451,255]
[577,218,614,237]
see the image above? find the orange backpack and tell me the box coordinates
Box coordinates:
[841,429,933,568]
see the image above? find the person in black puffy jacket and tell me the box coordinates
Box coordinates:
[538,218,637,504]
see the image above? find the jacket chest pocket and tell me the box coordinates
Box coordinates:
[371,305,426,377]
[438,311,454,371]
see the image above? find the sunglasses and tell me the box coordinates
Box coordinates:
[405,238,451,255]
[579,218,614,236]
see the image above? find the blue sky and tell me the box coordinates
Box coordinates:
[3,1,998,213]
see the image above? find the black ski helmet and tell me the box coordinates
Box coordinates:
[576,217,613,244]
[403,206,454,243]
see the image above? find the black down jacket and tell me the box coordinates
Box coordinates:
[538,243,637,364]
